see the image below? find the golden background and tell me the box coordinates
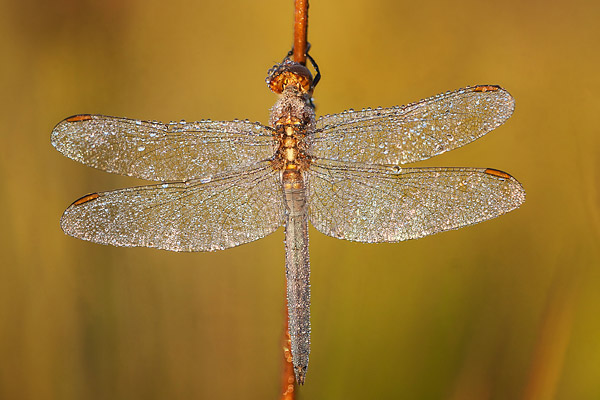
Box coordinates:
[1,0,599,398]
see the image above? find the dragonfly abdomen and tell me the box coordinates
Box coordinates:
[283,176,311,385]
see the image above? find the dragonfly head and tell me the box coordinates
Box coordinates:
[266,59,313,95]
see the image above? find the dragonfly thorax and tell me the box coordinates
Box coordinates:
[269,85,315,128]
[271,121,311,174]
[269,62,315,178]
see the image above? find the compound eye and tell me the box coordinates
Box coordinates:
[266,60,313,94]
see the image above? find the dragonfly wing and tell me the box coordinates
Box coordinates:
[311,86,514,165]
[307,159,525,243]
[51,114,277,181]
[60,162,284,251]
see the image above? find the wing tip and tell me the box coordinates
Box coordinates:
[470,84,516,126]
[51,114,94,148]
[484,167,527,207]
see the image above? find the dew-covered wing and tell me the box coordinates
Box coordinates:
[60,162,284,251]
[311,86,514,165]
[307,159,525,243]
[52,114,277,181]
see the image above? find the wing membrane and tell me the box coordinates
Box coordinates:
[307,159,525,243]
[60,162,284,251]
[51,114,277,181]
[311,86,515,165]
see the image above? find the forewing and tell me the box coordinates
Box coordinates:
[307,160,525,243]
[60,162,284,251]
[311,86,514,165]
[51,114,277,181]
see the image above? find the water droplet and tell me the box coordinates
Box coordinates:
[200,176,212,184]
[137,145,145,151]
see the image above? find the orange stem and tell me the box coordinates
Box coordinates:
[293,0,309,65]
[280,301,296,399]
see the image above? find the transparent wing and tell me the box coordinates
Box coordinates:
[60,162,284,251]
[311,86,515,165]
[307,159,525,243]
[51,114,277,181]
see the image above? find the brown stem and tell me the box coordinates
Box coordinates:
[293,0,309,65]
[280,301,296,399]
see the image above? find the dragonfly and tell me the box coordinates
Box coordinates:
[51,55,525,384]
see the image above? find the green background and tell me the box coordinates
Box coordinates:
[1,0,599,399]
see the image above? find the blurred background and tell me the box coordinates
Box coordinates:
[1,0,599,398]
